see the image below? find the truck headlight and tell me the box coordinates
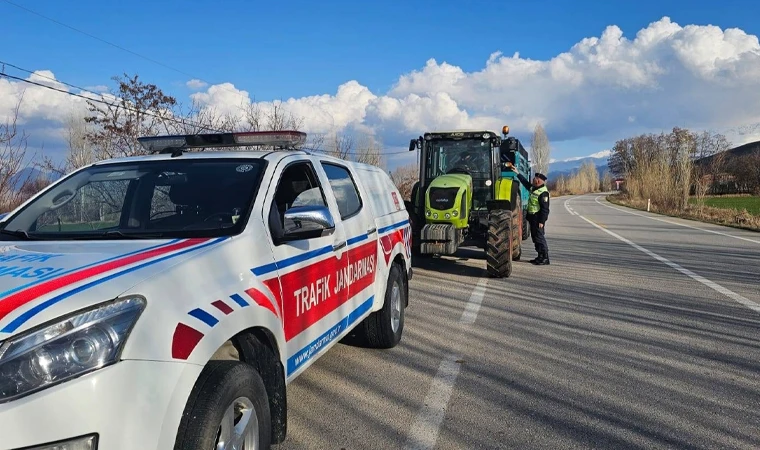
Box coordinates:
[0,296,145,403]
[452,210,458,217]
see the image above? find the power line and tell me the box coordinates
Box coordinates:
[0,66,411,157]
[0,0,338,131]
[0,70,224,133]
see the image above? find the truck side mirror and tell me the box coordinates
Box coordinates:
[409,139,416,151]
[281,205,335,241]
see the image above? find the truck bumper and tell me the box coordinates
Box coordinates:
[0,360,202,450]
[419,224,462,255]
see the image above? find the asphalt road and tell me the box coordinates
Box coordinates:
[274,194,760,450]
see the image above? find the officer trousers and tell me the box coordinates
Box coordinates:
[528,215,548,258]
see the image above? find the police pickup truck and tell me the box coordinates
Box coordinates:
[0,131,412,450]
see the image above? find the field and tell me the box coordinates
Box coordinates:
[689,195,760,215]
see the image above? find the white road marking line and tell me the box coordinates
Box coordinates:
[566,199,760,315]
[405,278,488,450]
[404,353,462,450]
[459,279,487,325]
[563,199,578,216]
[594,195,760,245]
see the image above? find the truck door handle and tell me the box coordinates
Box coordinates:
[366,227,377,235]
[333,241,346,251]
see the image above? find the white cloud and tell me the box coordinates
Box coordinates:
[5,16,760,168]
[186,79,208,90]
[184,16,760,149]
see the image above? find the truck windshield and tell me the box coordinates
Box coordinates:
[0,159,265,240]
[424,139,492,181]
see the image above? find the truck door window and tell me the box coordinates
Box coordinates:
[268,162,328,241]
[321,162,363,219]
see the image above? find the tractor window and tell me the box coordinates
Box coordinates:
[424,139,492,181]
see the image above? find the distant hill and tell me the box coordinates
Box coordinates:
[696,139,760,167]
[547,152,611,178]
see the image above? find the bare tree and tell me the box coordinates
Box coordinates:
[0,96,38,212]
[390,163,419,201]
[242,100,303,132]
[84,73,181,159]
[65,108,95,171]
[325,132,355,160]
[669,127,695,211]
[354,134,384,168]
[530,122,551,175]
[177,99,239,134]
[600,170,613,192]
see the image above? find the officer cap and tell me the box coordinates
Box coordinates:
[534,173,547,181]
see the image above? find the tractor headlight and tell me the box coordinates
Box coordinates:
[426,209,431,217]
[444,213,451,219]
[433,213,439,219]
[452,210,458,217]
[0,296,146,403]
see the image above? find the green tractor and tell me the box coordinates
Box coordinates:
[405,126,532,278]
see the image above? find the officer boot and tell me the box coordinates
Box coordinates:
[532,251,550,265]
[536,251,550,265]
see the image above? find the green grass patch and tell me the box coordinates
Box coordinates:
[688,196,760,215]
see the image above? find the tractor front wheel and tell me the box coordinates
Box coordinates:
[486,209,512,278]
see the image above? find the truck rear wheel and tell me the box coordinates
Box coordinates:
[486,209,512,278]
[359,262,406,348]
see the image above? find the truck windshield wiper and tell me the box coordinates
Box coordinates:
[0,229,35,240]
[91,230,167,239]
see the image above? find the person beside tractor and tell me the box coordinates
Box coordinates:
[506,161,550,265]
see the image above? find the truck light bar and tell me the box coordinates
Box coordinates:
[137,131,307,154]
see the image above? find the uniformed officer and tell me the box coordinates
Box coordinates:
[505,162,550,265]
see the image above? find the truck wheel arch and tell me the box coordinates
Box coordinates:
[205,327,287,444]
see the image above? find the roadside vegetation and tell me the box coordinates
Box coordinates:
[606,127,760,232]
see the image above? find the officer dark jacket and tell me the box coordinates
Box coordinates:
[515,173,550,224]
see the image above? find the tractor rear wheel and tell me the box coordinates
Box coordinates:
[486,209,512,278]
[512,205,522,261]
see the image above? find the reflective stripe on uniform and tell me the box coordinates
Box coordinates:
[526,185,548,214]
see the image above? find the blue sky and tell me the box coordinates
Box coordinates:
[2,0,760,172]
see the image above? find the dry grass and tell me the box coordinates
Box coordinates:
[607,193,760,232]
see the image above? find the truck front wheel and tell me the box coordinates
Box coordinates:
[174,361,271,450]
[486,209,512,278]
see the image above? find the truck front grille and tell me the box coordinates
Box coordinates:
[428,187,459,210]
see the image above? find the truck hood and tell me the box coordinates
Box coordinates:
[428,173,472,190]
[0,237,226,338]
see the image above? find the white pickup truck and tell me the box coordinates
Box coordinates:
[0,131,412,450]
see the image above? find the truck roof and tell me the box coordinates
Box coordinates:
[423,130,499,139]
[91,149,353,167]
